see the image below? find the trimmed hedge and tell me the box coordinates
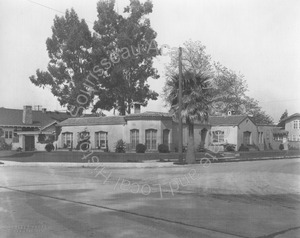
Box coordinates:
[158,144,169,153]
[136,144,146,153]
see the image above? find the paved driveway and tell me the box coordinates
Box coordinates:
[0,159,300,237]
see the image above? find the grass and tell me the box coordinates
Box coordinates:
[0,149,299,163]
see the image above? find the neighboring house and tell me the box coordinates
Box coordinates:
[209,114,258,151]
[256,125,288,150]
[0,106,70,151]
[278,113,300,149]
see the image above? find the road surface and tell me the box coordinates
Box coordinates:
[0,159,300,238]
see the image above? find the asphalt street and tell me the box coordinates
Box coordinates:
[0,159,300,238]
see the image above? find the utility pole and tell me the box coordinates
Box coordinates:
[178,47,183,163]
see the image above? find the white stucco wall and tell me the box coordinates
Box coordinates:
[58,125,125,151]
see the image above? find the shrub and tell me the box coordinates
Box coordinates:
[136,143,146,153]
[76,140,89,150]
[223,143,236,152]
[279,144,284,150]
[238,144,249,151]
[158,144,169,153]
[0,138,12,151]
[16,147,22,152]
[45,143,54,152]
[115,139,126,153]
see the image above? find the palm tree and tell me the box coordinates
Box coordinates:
[164,71,213,164]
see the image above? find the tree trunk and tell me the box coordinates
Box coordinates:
[186,121,196,164]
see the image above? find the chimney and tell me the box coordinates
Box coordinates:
[133,103,141,114]
[42,108,47,113]
[23,106,33,124]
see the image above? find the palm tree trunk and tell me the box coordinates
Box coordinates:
[186,121,196,164]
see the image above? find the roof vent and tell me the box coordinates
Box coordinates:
[228,111,232,116]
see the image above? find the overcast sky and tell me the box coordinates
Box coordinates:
[0,0,299,122]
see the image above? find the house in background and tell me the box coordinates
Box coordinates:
[278,113,300,149]
[0,106,70,151]
[208,113,258,151]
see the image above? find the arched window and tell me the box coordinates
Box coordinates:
[130,129,139,150]
[145,129,157,150]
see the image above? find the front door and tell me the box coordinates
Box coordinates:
[25,136,35,151]
[243,131,251,145]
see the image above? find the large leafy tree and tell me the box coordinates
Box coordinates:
[91,0,159,115]
[212,63,273,124]
[164,71,213,164]
[30,9,93,115]
[30,0,159,116]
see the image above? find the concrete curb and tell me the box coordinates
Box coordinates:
[0,160,177,168]
[0,156,299,168]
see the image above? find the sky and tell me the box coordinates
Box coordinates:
[0,0,299,122]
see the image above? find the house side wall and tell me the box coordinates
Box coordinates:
[285,117,300,141]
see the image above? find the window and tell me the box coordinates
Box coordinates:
[145,129,157,150]
[95,131,108,149]
[294,120,300,129]
[130,129,139,150]
[5,131,8,139]
[212,130,224,143]
[62,132,73,148]
[9,131,12,139]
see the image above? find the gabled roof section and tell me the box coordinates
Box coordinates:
[0,107,71,128]
[209,115,250,126]
[125,111,172,120]
[279,113,300,124]
[57,116,126,126]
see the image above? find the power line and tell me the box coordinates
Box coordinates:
[26,0,94,26]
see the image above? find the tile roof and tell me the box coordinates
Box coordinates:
[57,116,126,126]
[208,115,249,126]
[0,107,71,128]
[125,111,172,120]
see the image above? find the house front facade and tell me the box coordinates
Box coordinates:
[57,111,212,152]
[0,106,70,151]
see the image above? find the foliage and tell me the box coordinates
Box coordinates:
[158,144,169,153]
[212,63,273,125]
[0,138,12,151]
[164,42,214,164]
[76,131,90,150]
[279,144,284,150]
[136,143,146,153]
[279,110,288,121]
[92,0,159,115]
[45,143,55,152]
[38,134,55,144]
[30,1,159,116]
[115,139,126,153]
[223,143,236,152]
[238,144,249,151]
[16,147,22,152]
[29,9,93,115]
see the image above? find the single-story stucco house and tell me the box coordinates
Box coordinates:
[0,106,71,151]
